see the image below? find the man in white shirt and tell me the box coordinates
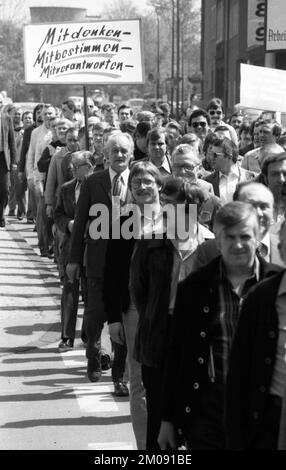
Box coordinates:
[234,181,285,267]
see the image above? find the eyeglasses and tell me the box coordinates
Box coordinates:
[212,152,225,159]
[131,178,156,189]
[72,162,88,170]
[173,164,198,173]
[192,122,207,129]
[209,110,222,116]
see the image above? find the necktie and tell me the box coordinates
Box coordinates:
[112,173,124,201]
[256,241,268,258]
[75,181,81,203]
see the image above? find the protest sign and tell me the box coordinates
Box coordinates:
[23,19,144,84]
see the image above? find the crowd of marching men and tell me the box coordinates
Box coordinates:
[1,91,286,450]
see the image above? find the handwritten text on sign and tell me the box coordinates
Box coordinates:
[23,20,144,84]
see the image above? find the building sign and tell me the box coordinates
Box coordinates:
[240,63,286,112]
[247,0,265,48]
[266,0,286,51]
[23,20,144,84]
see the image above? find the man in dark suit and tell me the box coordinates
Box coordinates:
[54,150,95,351]
[158,201,282,450]
[0,107,16,226]
[225,220,286,449]
[204,136,254,203]
[66,132,133,386]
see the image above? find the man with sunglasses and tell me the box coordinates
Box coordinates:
[206,98,238,146]
[204,136,254,204]
[187,109,210,144]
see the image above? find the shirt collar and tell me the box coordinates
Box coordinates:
[261,232,270,253]
[219,164,239,179]
[109,167,130,185]
[218,255,260,282]
[159,156,171,173]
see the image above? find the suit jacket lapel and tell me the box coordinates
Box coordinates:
[99,169,112,202]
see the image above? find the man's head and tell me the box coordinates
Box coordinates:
[71,150,95,182]
[262,152,286,203]
[55,118,73,143]
[135,110,155,124]
[172,144,201,183]
[92,122,109,155]
[62,99,76,120]
[188,108,210,141]
[211,136,239,174]
[42,104,57,128]
[229,112,244,134]
[10,107,22,127]
[65,128,79,153]
[22,111,33,128]
[119,119,137,137]
[233,182,274,239]
[33,103,44,126]
[239,122,252,149]
[101,103,117,126]
[165,121,182,153]
[118,104,133,123]
[106,132,134,174]
[259,120,282,147]
[128,160,162,206]
[206,98,224,128]
[214,201,260,271]
[146,127,167,168]
[86,97,95,117]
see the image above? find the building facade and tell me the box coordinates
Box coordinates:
[201,0,286,115]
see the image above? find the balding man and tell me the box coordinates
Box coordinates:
[66,133,133,387]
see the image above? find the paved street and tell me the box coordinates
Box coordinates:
[0,215,136,450]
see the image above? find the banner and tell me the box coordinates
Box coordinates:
[23,20,144,84]
[240,63,286,112]
[266,0,286,51]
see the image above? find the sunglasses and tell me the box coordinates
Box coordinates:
[209,110,222,116]
[192,121,207,128]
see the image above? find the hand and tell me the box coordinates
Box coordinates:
[68,220,74,233]
[46,205,53,218]
[158,421,178,450]
[109,322,125,345]
[66,263,80,282]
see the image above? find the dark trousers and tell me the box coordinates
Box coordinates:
[251,395,282,450]
[61,271,88,342]
[85,277,127,379]
[9,169,26,216]
[0,155,9,221]
[141,364,164,451]
[184,382,226,450]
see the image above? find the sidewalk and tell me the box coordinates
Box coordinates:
[0,216,135,450]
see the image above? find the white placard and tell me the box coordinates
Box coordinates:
[266,0,286,51]
[240,63,286,112]
[23,20,144,84]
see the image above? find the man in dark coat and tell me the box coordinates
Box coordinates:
[158,201,282,450]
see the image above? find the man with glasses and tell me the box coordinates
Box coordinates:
[187,109,210,144]
[206,98,238,146]
[204,136,254,203]
[172,144,221,230]
[54,150,95,352]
